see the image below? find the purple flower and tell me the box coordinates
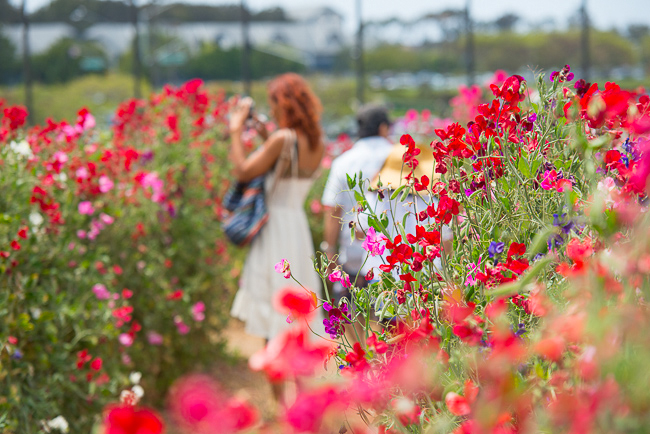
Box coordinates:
[553,213,575,235]
[488,241,505,258]
[323,301,351,339]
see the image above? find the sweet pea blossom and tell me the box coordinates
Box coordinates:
[274,259,291,279]
[192,302,205,322]
[328,269,351,288]
[46,416,69,433]
[488,241,505,258]
[362,227,387,257]
[78,201,95,215]
[147,331,164,345]
[118,333,134,347]
[99,176,114,193]
[92,283,111,300]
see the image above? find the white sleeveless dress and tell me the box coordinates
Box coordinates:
[231,130,323,340]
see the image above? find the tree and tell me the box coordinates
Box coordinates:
[494,13,519,33]
[0,28,20,83]
[32,38,108,83]
[0,0,21,23]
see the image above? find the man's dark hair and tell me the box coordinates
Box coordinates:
[357,104,390,139]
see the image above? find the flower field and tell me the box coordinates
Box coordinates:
[0,80,245,432]
[2,67,650,434]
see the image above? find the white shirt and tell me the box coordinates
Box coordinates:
[322,136,394,272]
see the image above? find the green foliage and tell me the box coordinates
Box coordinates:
[364,44,463,73]
[181,43,306,81]
[31,37,108,84]
[0,73,146,125]
[0,28,20,84]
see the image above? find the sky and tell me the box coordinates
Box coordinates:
[20,0,650,34]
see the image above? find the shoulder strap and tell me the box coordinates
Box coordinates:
[290,130,299,179]
[268,129,295,193]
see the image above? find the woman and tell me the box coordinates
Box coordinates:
[229,73,324,341]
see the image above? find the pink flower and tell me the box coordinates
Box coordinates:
[274,259,291,279]
[362,227,387,257]
[309,199,322,214]
[76,167,90,179]
[92,283,111,300]
[174,316,190,335]
[77,230,87,239]
[119,333,134,347]
[328,269,351,288]
[99,176,114,193]
[78,201,95,215]
[100,213,115,225]
[147,331,164,345]
[169,375,258,434]
[540,170,558,190]
[192,302,205,322]
[53,151,68,164]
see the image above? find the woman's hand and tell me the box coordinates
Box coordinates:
[251,115,270,141]
[229,97,253,133]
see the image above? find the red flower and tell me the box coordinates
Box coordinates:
[366,333,388,354]
[345,342,369,372]
[169,375,258,434]
[506,242,526,260]
[90,357,103,371]
[10,240,20,251]
[249,326,334,382]
[104,405,164,434]
[17,227,28,239]
[273,286,317,319]
[445,392,471,416]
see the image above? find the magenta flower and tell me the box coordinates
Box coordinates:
[78,201,95,215]
[540,170,558,190]
[174,316,190,335]
[119,333,134,346]
[329,269,351,289]
[274,259,291,279]
[100,213,114,225]
[362,227,387,257]
[98,175,114,193]
[147,331,164,345]
[192,302,205,322]
[92,283,111,300]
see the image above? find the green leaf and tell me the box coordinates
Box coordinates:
[346,173,356,190]
[517,157,531,178]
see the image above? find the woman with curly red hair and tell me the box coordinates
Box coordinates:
[229,73,324,344]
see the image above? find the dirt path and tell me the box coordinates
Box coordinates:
[210,319,278,419]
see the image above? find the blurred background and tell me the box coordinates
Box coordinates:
[1,0,649,130]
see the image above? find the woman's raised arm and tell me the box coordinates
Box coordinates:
[229,98,286,183]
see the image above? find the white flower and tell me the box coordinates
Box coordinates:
[46,415,69,433]
[132,384,145,399]
[129,371,142,385]
[29,212,44,227]
[54,172,68,183]
[30,307,42,320]
[9,140,33,158]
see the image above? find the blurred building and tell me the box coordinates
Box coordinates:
[1,6,345,70]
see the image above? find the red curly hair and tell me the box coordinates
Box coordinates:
[267,73,323,150]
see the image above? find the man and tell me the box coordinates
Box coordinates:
[321,104,394,302]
